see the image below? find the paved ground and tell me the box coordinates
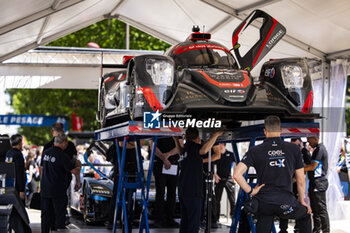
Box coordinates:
[27,208,350,233]
[28,208,232,233]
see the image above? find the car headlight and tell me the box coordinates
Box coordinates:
[146,59,174,85]
[281,65,305,88]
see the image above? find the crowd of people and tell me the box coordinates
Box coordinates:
[0,115,347,233]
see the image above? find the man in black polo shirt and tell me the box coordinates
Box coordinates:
[213,143,236,226]
[233,115,311,233]
[5,134,26,202]
[173,127,224,233]
[40,133,81,233]
[305,136,330,233]
[42,122,77,223]
[153,137,183,227]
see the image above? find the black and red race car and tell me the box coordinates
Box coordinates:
[97,10,317,128]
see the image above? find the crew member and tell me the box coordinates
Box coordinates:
[153,137,182,227]
[40,133,81,233]
[292,138,312,165]
[43,123,77,158]
[5,134,26,202]
[305,136,330,233]
[233,115,311,233]
[214,143,236,226]
[173,127,224,233]
[42,122,78,224]
[279,137,311,233]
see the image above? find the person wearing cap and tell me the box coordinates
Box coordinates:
[233,115,311,233]
[40,133,81,233]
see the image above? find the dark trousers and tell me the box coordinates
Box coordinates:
[26,180,37,207]
[153,161,178,222]
[256,200,311,233]
[309,190,330,233]
[41,196,67,233]
[280,182,299,233]
[202,174,217,223]
[214,177,236,221]
[179,196,202,233]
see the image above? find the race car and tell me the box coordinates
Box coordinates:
[97,10,318,128]
[70,142,114,223]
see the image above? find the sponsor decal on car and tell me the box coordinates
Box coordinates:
[264,67,275,78]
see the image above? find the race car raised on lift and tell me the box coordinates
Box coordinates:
[97,10,318,128]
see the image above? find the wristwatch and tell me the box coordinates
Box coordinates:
[247,186,253,195]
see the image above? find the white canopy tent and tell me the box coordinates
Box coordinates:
[1,0,350,87]
[1,0,350,63]
[1,0,350,223]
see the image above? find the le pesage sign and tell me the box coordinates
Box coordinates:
[0,115,68,131]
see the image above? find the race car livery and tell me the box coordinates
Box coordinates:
[97,10,317,127]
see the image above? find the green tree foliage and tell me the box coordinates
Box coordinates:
[48,18,171,51]
[7,18,170,145]
[6,89,98,145]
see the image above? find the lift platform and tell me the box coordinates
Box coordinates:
[94,120,319,233]
[94,121,182,233]
[226,122,320,233]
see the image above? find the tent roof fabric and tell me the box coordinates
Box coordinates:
[1,0,350,65]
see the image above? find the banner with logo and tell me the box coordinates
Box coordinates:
[0,115,68,132]
[71,112,83,131]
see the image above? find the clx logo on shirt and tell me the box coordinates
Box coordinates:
[270,158,285,167]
